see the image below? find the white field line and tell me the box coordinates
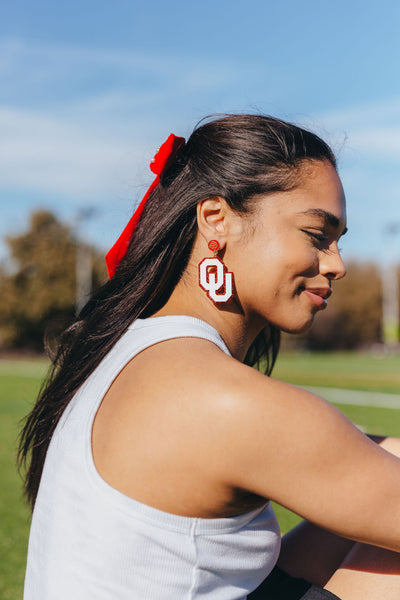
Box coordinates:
[304,386,400,409]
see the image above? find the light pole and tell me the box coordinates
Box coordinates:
[75,208,96,315]
[381,223,400,349]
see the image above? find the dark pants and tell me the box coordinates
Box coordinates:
[248,566,341,600]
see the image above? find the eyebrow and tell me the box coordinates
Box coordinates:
[297,208,348,235]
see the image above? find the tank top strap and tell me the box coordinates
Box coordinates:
[128,315,231,357]
[84,315,232,403]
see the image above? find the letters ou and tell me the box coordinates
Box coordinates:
[199,257,233,303]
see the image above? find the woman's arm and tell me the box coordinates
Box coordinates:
[369,435,400,458]
[200,357,400,553]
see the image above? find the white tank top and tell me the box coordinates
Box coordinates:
[24,316,281,599]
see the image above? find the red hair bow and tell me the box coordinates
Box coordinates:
[105,134,185,278]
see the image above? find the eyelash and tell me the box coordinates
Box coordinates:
[303,230,344,255]
[302,230,327,244]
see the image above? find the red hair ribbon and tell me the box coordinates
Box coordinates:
[105,134,185,278]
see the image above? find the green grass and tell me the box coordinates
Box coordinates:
[0,361,47,600]
[1,352,400,598]
[273,351,400,393]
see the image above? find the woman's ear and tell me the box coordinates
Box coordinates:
[196,197,229,246]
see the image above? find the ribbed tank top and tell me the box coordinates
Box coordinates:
[24,316,281,599]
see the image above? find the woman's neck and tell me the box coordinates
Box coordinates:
[152,269,264,362]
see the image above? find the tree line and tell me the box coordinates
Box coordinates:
[0,210,106,352]
[0,210,396,353]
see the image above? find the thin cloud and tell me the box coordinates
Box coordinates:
[350,128,400,159]
[0,36,238,105]
[315,97,400,162]
[0,106,141,199]
[2,35,400,262]
[0,37,255,204]
[318,97,400,129]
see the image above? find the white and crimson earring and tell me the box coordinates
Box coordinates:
[199,240,234,303]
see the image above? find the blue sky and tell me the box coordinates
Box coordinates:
[1,0,400,264]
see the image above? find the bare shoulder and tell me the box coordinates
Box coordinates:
[102,334,365,465]
[138,336,340,424]
[124,334,283,414]
[121,336,360,478]
[95,337,400,548]
[118,333,343,425]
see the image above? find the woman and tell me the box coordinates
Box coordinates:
[20,114,400,599]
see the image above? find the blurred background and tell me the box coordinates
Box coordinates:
[1,1,400,597]
[1,0,400,352]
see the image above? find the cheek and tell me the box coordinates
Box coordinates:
[255,235,289,267]
[267,245,317,281]
[285,242,320,276]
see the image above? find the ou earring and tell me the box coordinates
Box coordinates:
[199,240,234,303]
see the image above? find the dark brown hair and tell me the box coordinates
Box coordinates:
[19,114,337,509]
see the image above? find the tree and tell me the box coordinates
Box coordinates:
[0,210,107,351]
[301,262,383,350]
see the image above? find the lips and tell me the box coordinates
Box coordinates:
[302,287,332,308]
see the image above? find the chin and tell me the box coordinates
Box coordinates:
[280,315,315,335]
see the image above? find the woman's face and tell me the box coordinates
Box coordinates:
[228,160,347,334]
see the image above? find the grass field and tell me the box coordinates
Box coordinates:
[0,359,48,599]
[1,352,399,599]
[273,351,400,394]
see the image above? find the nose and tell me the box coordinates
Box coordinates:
[319,242,346,281]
